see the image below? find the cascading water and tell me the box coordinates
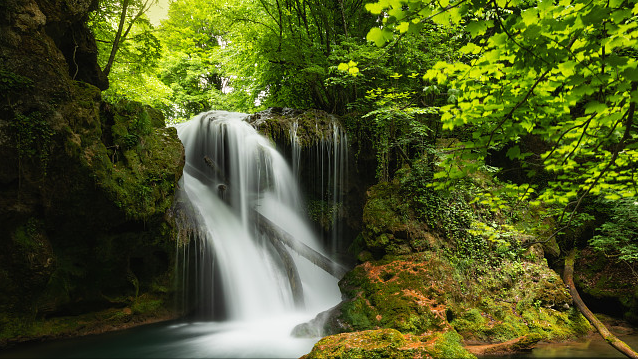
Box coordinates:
[289,119,349,255]
[172,111,342,357]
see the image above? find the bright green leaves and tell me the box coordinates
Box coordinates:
[386,0,638,224]
[458,42,481,55]
[337,60,360,76]
[364,0,470,47]
[365,1,386,14]
[466,20,491,36]
[367,27,395,47]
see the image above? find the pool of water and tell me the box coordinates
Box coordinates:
[0,315,322,358]
[3,320,638,358]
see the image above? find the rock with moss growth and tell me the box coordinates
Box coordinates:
[248,107,343,148]
[575,247,638,323]
[359,180,439,258]
[0,0,185,347]
[306,251,590,350]
[302,328,475,359]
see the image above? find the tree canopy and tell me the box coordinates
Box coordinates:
[360,0,638,235]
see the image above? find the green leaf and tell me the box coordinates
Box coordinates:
[585,101,607,114]
[365,2,385,14]
[623,67,638,81]
[466,20,490,36]
[397,21,410,33]
[367,27,390,47]
[459,42,481,54]
[506,145,521,160]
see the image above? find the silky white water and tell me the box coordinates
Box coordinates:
[173,111,342,357]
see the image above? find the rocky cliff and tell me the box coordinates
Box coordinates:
[0,0,184,346]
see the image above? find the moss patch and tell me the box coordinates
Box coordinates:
[302,328,475,359]
[248,107,343,148]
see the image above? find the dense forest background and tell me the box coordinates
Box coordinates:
[94,0,638,262]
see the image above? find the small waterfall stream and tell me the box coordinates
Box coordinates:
[288,117,349,256]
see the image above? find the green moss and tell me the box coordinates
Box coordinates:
[301,329,475,359]
[10,110,54,176]
[0,64,33,92]
[12,218,46,252]
[88,99,184,220]
[249,108,343,148]
[333,250,591,348]
[431,330,475,359]
[131,294,163,315]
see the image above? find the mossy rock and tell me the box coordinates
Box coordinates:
[327,251,589,347]
[248,107,344,148]
[337,253,458,335]
[359,180,436,258]
[90,99,185,221]
[0,293,174,348]
[301,329,475,359]
[574,247,638,323]
[0,0,184,346]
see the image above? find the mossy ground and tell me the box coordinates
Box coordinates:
[0,293,174,348]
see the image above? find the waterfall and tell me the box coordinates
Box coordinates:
[173,111,341,324]
[290,119,349,255]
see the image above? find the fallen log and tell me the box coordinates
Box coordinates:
[564,249,638,359]
[254,211,349,279]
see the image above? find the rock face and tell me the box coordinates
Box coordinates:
[0,0,184,346]
[575,248,638,323]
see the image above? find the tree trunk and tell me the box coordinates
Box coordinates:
[103,0,130,77]
[254,211,349,279]
[564,248,638,359]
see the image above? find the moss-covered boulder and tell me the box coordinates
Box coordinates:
[329,252,589,342]
[358,180,438,259]
[248,107,342,148]
[302,328,474,359]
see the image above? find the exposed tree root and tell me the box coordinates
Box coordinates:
[564,248,638,359]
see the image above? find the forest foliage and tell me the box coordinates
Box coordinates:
[88,0,638,263]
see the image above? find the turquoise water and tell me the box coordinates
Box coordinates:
[0,318,322,358]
